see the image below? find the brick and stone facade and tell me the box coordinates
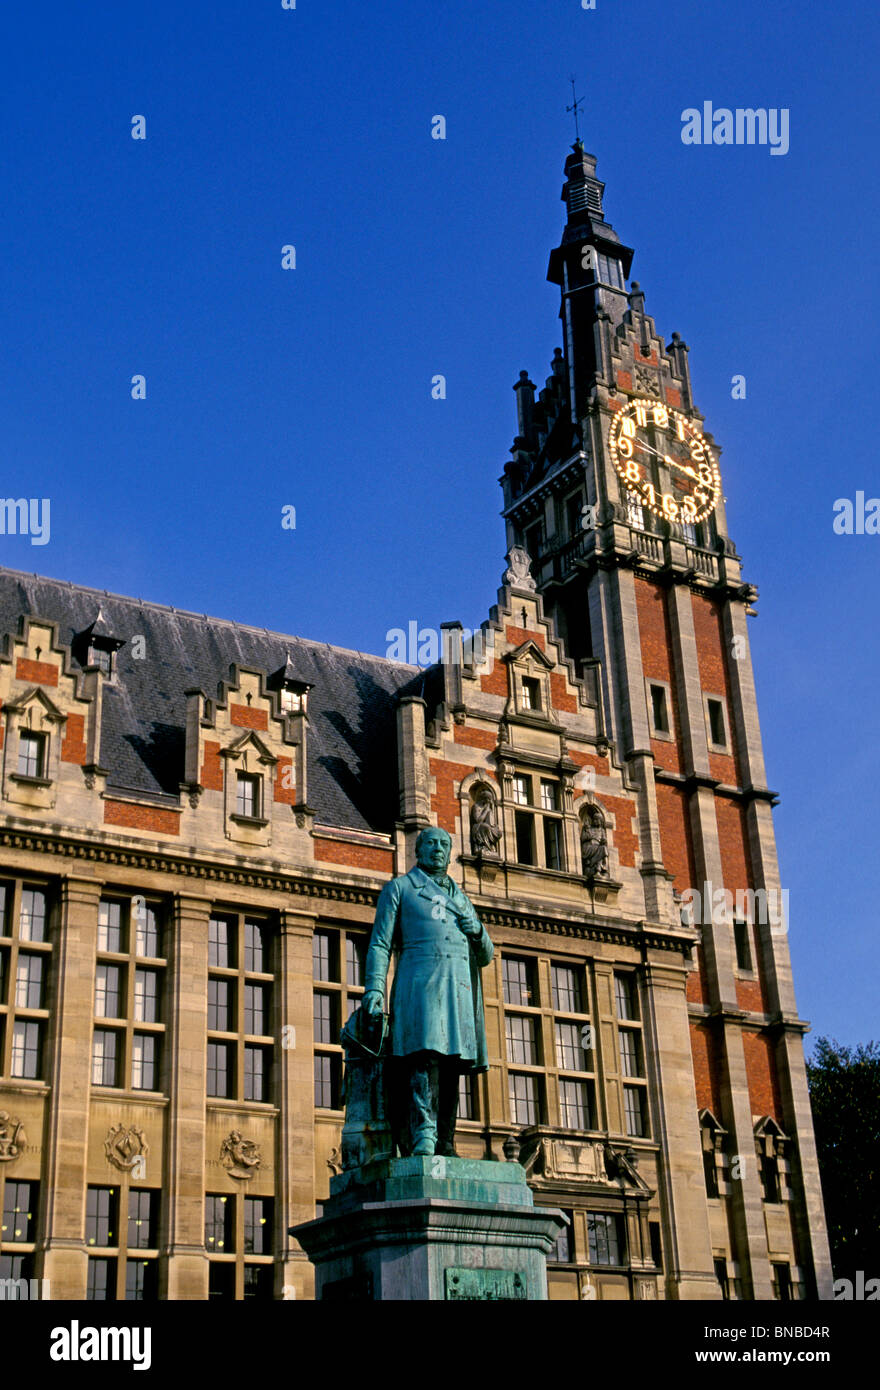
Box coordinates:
[0,143,831,1302]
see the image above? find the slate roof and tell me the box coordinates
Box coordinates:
[0,566,423,834]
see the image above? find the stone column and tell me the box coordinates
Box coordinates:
[162,892,211,1299]
[40,874,102,1298]
[277,908,318,1300]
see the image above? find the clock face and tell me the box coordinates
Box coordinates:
[608,398,721,525]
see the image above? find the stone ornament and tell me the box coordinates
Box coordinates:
[502,547,537,592]
[0,1111,26,1162]
[104,1123,149,1172]
[220,1130,262,1180]
[469,785,502,857]
[580,804,608,880]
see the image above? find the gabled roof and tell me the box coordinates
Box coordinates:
[0,567,420,833]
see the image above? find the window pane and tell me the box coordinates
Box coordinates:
[127,1190,157,1250]
[135,904,160,958]
[543,817,562,870]
[244,983,268,1036]
[92,1029,118,1086]
[549,1210,573,1264]
[2,1181,36,1242]
[513,775,532,805]
[539,780,558,811]
[243,1264,274,1299]
[345,935,364,988]
[555,1021,590,1071]
[205,1195,234,1252]
[98,900,123,953]
[313,991,337,1045]
[623,1085,646,1137]
[11,1020,41,1078]
[125,1259,157,1301]
[508,1072,539,1125]
[314,1052,339,1108]
[502,957,535,1007]
[86,1187,117,1247]
[514,811,535,864]
[17,732,44,779]
[650,685,669,734]
[505,1014,537,1065]
[458,1071,474,1120]
[208,978,231,1031]
[209,918,232,968]
[587,1213,623,1266]
[132,1034,157,1090]
[19,889,47,942]
[236,774,259,818]
[244,920,266,973]
[615,973,638,1021]
[312,931,333,982]
[87,1257,114,1300]
[244,1196,273,1255]
[244,1044,269,1101]
[15,954,43,1009]
[551,964,582,1013]
[207,1041,230,1098]
[134,969,160,1023]
[95,964,121,1018]
[619,1029,643,1078]
[559,1078,592,1129]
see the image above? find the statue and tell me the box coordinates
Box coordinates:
[580,806,608,880]
[469,785,502,856]
[360,826,494,1158]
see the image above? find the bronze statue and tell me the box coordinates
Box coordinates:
[360,827,494,1157]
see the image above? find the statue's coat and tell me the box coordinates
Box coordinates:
[364,866,493,1071]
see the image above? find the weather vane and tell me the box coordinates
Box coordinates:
[567,76,585,142]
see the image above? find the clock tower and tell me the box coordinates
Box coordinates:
[500,142,833,1299]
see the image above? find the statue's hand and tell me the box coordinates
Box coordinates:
[362,990,384,1017]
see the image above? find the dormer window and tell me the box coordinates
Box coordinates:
[72,608,125,674]
[236,773,261,820]
[17,731,46,779]
[89,645,113,674]
[521,677,541,712]
[280,687,304,714]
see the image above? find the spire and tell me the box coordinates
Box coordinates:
[562,141,605,222]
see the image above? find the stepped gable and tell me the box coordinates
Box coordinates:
[0,566,417,833]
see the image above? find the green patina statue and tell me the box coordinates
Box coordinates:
[352,826,494,1159]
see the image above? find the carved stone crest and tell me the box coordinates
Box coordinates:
[503,547,537,593]
[104,1123,149,1173]
[220,1130,262,1180]
[0,1111,26,1162]
[634,365,661,396]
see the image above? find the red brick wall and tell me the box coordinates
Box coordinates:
[480,662,508,696]
[16,657,58,686]
[690,1020,723,1113]
[314,839,393,872]
[549,672,577,713]
[596,793,638,868]
[654,782,696,895]
[666,387,682,409]
[687,945,710,1004]
[200,741,223,791]
[230,704,268,730]
[60,713,87,765]
[635,576,683,775]
[104,800,181,836]
[691,593,739,784]
[616,371,633,393]
[505,626,545,650]
[742,1031,782,1121]
[429,757,475,833]
[273,755,296,805]
[453,725,497,751]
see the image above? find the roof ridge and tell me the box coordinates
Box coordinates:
[0,564,420,673]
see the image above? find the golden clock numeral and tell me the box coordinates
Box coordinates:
[653,404,669,429]
[681,498,697,521]
[689,438,706,463]
[624,460,641,484]
[618,436,634,459]
[621,417,636,439]
[698,464,714,485]
[643,481,656,507]
[662,493,678,519]
[635,405,648,428]
[676,417,686,441]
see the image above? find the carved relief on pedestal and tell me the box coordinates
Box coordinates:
[104,1123,149,1173]
[220,1130,262,1181]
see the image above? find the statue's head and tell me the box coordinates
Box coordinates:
[415,826,452,874]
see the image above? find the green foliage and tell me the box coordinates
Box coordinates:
[806,1037,880,1282]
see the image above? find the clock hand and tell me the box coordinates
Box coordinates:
[663,455,702,481]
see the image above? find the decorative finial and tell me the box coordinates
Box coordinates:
[566,75,585,143]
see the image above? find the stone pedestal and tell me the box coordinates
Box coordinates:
[292,1157,565,1301]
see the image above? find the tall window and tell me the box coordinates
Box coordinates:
[615,973,649,1138]
[312,927,366,1109]
[503,955,543,1126]
[0,880,52,1081]
[0,1178,39,1284]
[552,962,596,1131]
[93,898,166,1093]
[206,1191,273,1299]
[207,912,274,1102]
[510,773,566,871]
[235,773,261,820]
[86,1186,159,1300]
[587,1212,624,1266]
[16,731,46,780]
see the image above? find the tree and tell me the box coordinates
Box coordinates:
[806,1037,880,1283]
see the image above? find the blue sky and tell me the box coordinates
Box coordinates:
[1,0,877,1047]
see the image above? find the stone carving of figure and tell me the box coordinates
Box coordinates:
[580,807,608,881]
[469,786,502,856]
